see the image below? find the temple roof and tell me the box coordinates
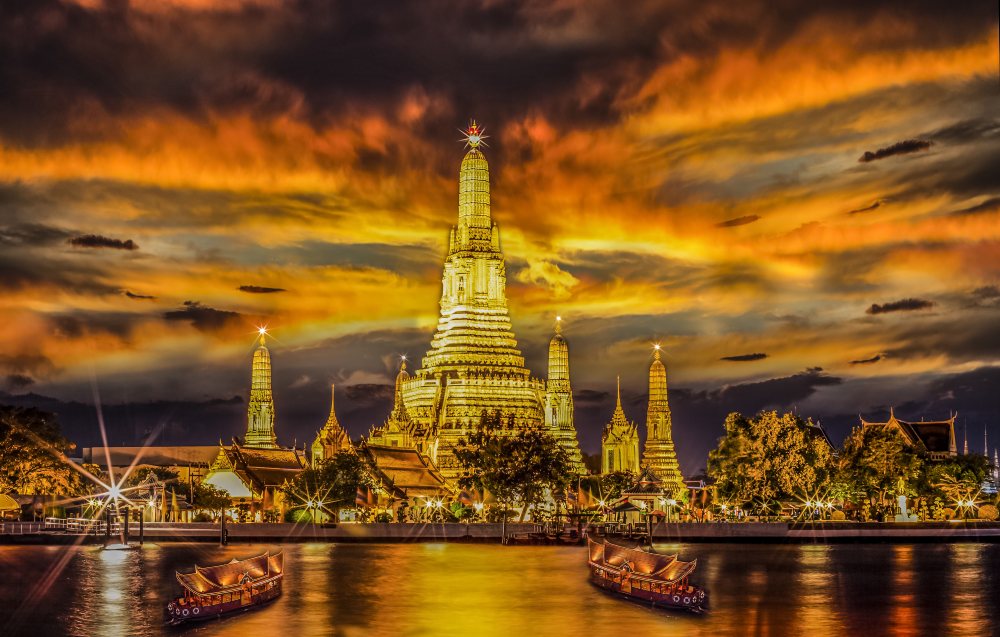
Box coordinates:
[623,466,667,495]
[861,410,956,455]
[603,376,637,439]
[359,443,452,498]
[207,440,306,494]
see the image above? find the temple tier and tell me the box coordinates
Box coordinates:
[245,334,278,449]
[391,129,584,478]
[641,348,685,494]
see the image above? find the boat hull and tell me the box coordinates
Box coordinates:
[166,584,281,626]
[589,567,707,613]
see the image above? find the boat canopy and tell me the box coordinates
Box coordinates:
[176,551,282,596]
[589,540,695,583]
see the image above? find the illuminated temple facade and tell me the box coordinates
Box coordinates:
[641,346,685,495]
[601,377,640,473]
[205,332,306,512]
[385,122,585,479]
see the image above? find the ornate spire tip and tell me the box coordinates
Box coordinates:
[460,120,488,149]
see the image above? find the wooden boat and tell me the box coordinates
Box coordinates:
[587,539,707,612]
[166,551,283,625]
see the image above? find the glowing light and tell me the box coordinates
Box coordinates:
[474,502,484,511]
[666,499,677,507]
[654,343,661,351]
[108,485,121,500]
[459,120,489,149]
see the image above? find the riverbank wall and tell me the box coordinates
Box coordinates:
[0,521,541,545]
[4,520,1000,545]
[650,521,1000,543]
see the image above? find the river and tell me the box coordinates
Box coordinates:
[0,542,997,636]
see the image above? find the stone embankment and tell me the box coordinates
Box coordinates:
[3,520,1000,544]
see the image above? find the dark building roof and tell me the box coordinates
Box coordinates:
[358,443,452,499]
[861,409,957,458]
[217,440,307,493]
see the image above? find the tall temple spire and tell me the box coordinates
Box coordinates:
[641,344,685,495]
[312,383,352,463]
[390,359,410,423]
[964,425,969,455]
[602,374,639,473]
[324,383,343,431]
[397,121,582,479]
[544,315,585,472]
[245,329,278,449]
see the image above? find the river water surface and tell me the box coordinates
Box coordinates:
[1,542,998,636]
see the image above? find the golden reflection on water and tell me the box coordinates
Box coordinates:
[796,545,844,636]
[887,545,918,637]
[946,544,986,637]
[1,542,998,637]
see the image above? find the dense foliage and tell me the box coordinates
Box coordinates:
[279,451,373,517]
[0,405,86,495]
[454,420,573,521]
[708,409,998,520]
[707,411,836,514]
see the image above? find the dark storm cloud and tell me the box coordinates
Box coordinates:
[0,223,72,246]
[927,118,1000,144]
[850,354,883,365]
[163,301,244,332]
[574,389,610,405]
[951,197,1000,217]
[848,200,883,215]
[866,298,935,315]
[1,0,994,150]
[883,308,1000,362]
[858,140,933,162]
[343,384,393,406]
[0,353,57,377]
[878,131,1000,204]
[238,285,286,294]
[0,254,117,295]
[49,311,139,340]
[715,215,761,228]
[972,285,999,299]
[720,353,768,362]
[67,234,138,250]
[4,374,35,390]
[294,241,440,275]
[123,290,156,300]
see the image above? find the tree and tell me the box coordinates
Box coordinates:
[189,482,231,518]
[600,471,636,503]
[707,411,836,514]
[454,425,572,521]
[836,426,924,520]
[279,451,373,519]
[0,405,86,495]
[922,453,992,510]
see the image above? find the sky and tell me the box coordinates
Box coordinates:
[0,0,998,475]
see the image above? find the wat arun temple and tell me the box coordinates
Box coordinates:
[211,122,687,502]
[363,122,587,478]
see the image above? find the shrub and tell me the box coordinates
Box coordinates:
[831,510,846,521]
[978,504,998,521]
[941,508,956,520]
[374,512,392,523]
[192,512,212,523]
